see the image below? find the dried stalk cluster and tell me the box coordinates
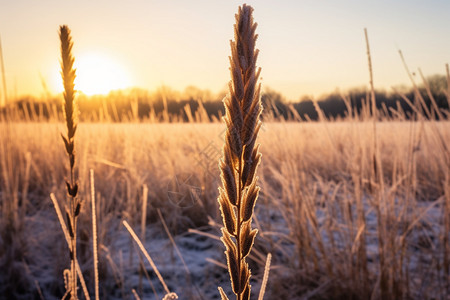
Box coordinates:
[218,4,262,300]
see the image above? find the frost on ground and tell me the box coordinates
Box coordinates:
[15,189,447,300]
[254,185,449,299]
[1,122,449,299]
[21,206,236,300]
[109,226,227,300]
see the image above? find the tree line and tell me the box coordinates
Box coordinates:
[2,75,449,122]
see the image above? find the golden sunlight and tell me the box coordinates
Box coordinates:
[74,53,131,95]
[53,52,131,96]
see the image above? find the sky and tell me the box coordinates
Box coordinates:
[0,0,449,102]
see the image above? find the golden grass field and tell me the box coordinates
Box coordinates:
[0,119,449,299]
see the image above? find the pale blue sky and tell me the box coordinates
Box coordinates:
[0,0,449,100]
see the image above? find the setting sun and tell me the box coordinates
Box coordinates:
[72,53,131,96]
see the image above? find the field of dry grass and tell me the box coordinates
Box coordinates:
[1,3,449,299]
[0,118,449,299]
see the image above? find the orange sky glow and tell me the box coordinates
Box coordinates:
[1,0,450,102]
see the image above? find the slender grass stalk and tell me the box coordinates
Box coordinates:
[132,289,141,300]
[218,4,262,300]
[140,185,148,243]
[418,68,443,120]
[364,28,376,119]
[122,220,174,297]
[157,209,204,299]
[257,253,271,300]
[363,28,375,298]
[139,184,148,295]
[0,35,7,106]
[59,25,80,300]
[444,64,450,292]
[444,171,450,294]
[398,50,431,119]
[90,170,99,300]
[157,209,189,274]
[446,64,450,110]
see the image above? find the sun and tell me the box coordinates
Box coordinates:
[74,53,131,95]
[53,52,131,96]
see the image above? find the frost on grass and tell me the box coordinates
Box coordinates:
[1,122,449,299]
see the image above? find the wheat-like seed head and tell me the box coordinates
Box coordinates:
[60,26,78,187]
[59,25,80,300]
[60,25,77,143]
[218,4,262,300]
[59,25,79,198]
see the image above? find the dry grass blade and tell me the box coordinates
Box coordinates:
[446,64,450,108]
[131,289,141,300]
[50,193,71,246]
[188,228,221,241]
[0,35,8,106]
[139,184,148,294]
[364,28,376,119]
[122,220,173,296]
[157,209,190,274]
[218,287,230,300]
[157,209,205,299]
[90,170,99,300]
[257,253,271,300]
[217,4,262,300]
